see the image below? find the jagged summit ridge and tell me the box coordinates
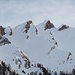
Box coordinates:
[0,20,70,36]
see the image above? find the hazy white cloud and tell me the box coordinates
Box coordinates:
[0,0,75,27]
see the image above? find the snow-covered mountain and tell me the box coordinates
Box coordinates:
[0,20,75,75]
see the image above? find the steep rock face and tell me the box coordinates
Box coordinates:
[25,20,32,33]
[0,36,11,46]
[44,20,54,30]
[0,26,5,35]
[58,25,69,31]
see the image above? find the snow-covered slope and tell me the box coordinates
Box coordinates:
[0,20,75,75]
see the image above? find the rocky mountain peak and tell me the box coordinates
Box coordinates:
[44,20,54,30]
[58,24,69,31]
[26,20,32,25]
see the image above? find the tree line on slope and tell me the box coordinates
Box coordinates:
[27,63,75,75]
[0,61,19,75]
[0,60,75,75]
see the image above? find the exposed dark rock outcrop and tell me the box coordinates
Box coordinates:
[0,26,12,36]
[44,20,54,30]
[25,20,32,33]
[18,50,31,69]
[0,36,11,46]
[67,52,72,61]
[26,35,29,39]
[0,26,5,35]
[35,27,38,34]
[58,25,69,31]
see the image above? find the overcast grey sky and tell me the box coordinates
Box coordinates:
[0,0,75,27]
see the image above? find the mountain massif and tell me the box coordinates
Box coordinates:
[0,20,75,75]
